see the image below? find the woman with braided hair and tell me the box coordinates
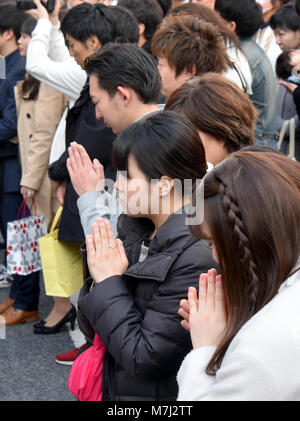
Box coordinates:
[177,150,300,400]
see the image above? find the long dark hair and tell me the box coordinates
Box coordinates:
[191,151,300,375]
[20,16,40,101]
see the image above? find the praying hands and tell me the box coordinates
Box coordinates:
[86,218,128,284]
[179,269,228,349]
[66,142,105,197]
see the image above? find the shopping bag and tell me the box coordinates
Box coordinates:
[68,333,106,401]
[7,199,47,275]
[38,205,84,297]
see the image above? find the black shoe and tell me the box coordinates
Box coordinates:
[33,305,76,334]
[33,319,46,329]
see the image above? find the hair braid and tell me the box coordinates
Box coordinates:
[217,176,260,312]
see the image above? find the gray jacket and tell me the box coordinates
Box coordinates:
[77,189,122,238]
[241,38,279,148]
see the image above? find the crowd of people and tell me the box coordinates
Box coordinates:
[0,0,300,401]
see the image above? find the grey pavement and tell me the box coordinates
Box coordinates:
[0,247,76,401]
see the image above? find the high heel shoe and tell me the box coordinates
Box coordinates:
[33,305,76,334]
[33,319,46,329]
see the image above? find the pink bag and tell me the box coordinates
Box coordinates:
[68,333,106,401]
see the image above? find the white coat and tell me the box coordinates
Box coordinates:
[177,266,300,401]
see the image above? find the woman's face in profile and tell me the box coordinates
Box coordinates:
[18,33,31,57]
[114,155,153,218]
[200,221,219,264]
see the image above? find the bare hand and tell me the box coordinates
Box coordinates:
[26,0,49,20]
[67,142,105,197]
[86,218,128,284]
[68,0,84,8]
[178,298,190,332]
[56,181,66,205]
[188,269,227,349]
[21,186,36,199]
[51,180,66,205]
[278,80,298,94]
[49,0,61,26]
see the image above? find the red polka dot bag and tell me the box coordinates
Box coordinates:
[6,199,47,276]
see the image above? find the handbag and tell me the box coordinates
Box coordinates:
[277,117,296,160]
[68,333,106,401]
[6,199,47,275]
[38,205,84,297]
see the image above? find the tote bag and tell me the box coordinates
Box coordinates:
[38,206,83,297]
[7,199,47,275]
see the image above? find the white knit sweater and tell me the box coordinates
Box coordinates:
[177,267,300,401]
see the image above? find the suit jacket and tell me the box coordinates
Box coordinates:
[0,49,25,193]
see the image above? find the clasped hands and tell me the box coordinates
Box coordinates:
[66,142,105,197]
[87,222,227,348]
[178,269,228,349]
[86,217,128,285]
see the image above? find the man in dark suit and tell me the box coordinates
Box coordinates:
[0,4,40,325]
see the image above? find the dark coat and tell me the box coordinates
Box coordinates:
[48,79,116,242]
[0,50,25,193]
[78,208,219,401]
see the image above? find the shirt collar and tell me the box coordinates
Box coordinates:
[278,259,300,292]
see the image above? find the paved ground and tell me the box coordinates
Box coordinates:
[0,246,77,401]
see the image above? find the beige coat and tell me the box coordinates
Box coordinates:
[15,81,67,228]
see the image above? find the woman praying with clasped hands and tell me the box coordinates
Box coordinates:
[177,150,300,401]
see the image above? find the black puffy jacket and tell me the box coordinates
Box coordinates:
[78,208,218,401]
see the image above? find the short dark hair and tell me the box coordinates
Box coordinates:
[112,110,207,189]
[109,5,139,44]
[157,0,172,17]
[215,0,263,38]
[21,15,37,37]
[270,4,300,31]
[60,3,115,45]
[118,0,163,41]
[0,4,25,41]
[276,50,294,80]
[85,42,161,104]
